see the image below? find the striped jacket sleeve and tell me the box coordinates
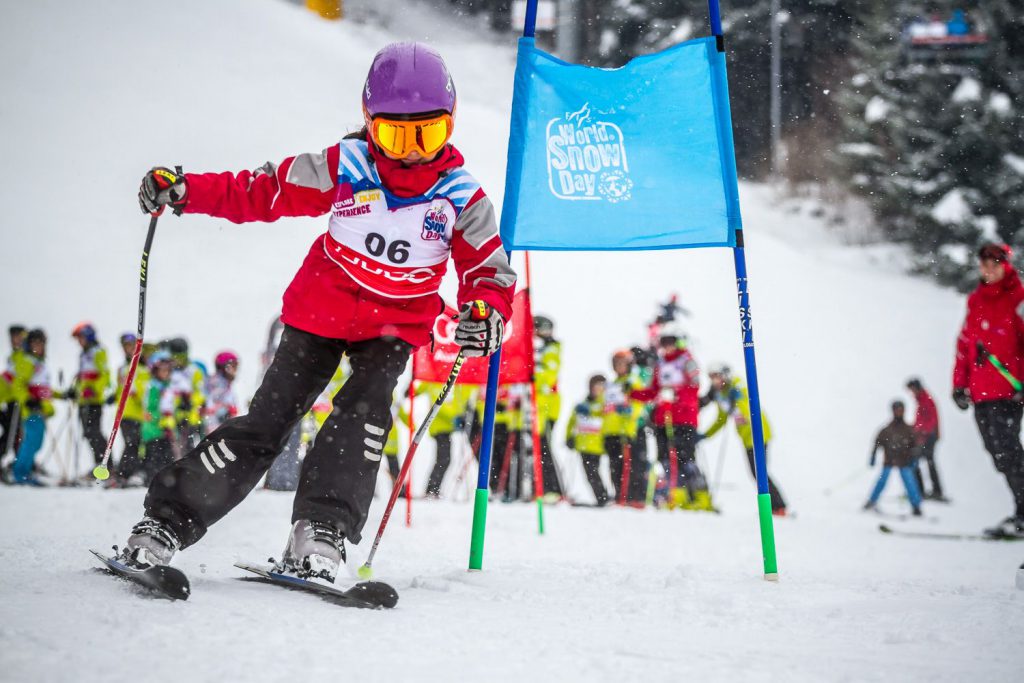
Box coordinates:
[182,145,341,223]
[450,190,517,321]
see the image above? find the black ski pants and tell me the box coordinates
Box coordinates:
[744,446,787,511]
[605,433,648,504]
[425,432,452,497]
[973,400,1024,518]
[538,423,563,495]
[145,325,411,548]
[580,453,609,506]
[912,433,943,498]
[78,404,108,466]
[1,401,21,457]
[115,419,143,480]
[654,424,706,492]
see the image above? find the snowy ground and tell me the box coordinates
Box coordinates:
[1,1,1023,681]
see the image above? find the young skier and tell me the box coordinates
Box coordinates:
[140,351,178,486]
[124,42,515,581]
[566,375,610,506]
[203,351,240,434]
[603,349,648,505]
[418,381,476,498]
[113,333,149,485]
[69,322,111,470]
[11,329,53,486]
[533,315,563,499]
[906,377,943,501]
[630,326,713,511]
[700,363,787,515]
[864,400,923,516]
[952,243,1024,536]
[1,324,28,460]
[164,337,207,453]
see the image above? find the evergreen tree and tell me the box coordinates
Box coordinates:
[838,1,1024,289]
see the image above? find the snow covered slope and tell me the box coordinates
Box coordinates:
[1,1,1021,681]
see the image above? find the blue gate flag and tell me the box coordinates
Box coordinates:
[500,36,742,251]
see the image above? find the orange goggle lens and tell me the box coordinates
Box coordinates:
[371,114,452,157]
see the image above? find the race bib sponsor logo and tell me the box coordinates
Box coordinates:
[333,181,355,210]
[422,203,448,242]
[546,103,632,202]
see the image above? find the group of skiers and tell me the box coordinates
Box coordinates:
[560,313,788,515]
[0,322,240,487]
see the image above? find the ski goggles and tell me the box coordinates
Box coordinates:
[369,112,453,157]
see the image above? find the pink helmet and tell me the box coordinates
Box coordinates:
[215,350,239,369]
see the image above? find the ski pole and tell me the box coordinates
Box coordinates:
[359,351,466,580]
[822,466,868,497]
[976,341,1023,392]
[93,212,160,481]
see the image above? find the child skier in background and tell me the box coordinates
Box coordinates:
[11,329,53,485]
[864,400,923,516]
[112,333,148,486]
[204,351,240,434]
[603,349,648,505]
[906,377,944,501]
[141,352,178,486]
[126,42,514,582]
[700,363,787,515]
[69,322,110,471]
[164,338,206,453]
[567,375,610,506]
[1,324,28,461]
[533,315,563,500]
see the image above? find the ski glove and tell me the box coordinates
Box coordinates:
[952,388,970,411]
[138,166,187,216]
[453,300,503,357]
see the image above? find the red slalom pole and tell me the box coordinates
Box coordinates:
[359,352,466,579]
[93,211,160,481]
[619,442,632,505]
[523,253,546,532]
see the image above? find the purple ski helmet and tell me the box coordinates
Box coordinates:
[362,42,456,119]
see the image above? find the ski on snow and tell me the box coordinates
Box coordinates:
[234,562,399,609]
[878,524,1024,542]
[90,549,191,600]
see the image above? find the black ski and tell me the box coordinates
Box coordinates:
[90,549,190,600]
[878,524,1024,542]
[234,563,398,609]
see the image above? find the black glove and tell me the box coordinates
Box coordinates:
[952,388,970,411]
[25,398,42,412]
[695,432,706,443]
[62,386,77,401]
[105,393,116,406]
[566,435,576,451]
[454,301,503,357]
[138,166,187,215]
[1014,391,1024,404]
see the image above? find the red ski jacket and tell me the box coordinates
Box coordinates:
[911,388,939,438]
[953,266,1024,403]
[183,140,516,348]
[630,347,700,427]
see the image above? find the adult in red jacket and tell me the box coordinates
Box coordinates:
[952,243,1024,535]
[906,378,944,501]
[630,328,713,509]
[121,43,517,581]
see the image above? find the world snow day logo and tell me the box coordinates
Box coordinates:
[546,103,633,202]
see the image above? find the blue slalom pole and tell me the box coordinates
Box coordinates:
[468,0,540,572]
[707,0,779,580]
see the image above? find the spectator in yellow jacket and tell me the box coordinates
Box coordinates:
[533,315,563,497]
[700,363,787,515]
[113,334,151,484]
[1,324,28,459]
[70,322,111,469]
[602,349,649,505]
[12,329,54,485]
[566,375,609,506]
[414,381,476,498]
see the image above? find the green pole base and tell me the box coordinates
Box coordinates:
[757,492,779,577]
[536,497,545,535]
[468,487,489,571]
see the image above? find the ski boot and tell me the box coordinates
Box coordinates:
[122,517,180,568]
[279,519,346,582]
[667,487,689,510]
[691,489,716,512]
[984,515,1024,539]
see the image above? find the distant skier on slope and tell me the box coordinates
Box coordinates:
[122,42,515,582]
[864,400,923,517]
[952,243,1024,537]
[906,377,944,501]
[566,374,610,506]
